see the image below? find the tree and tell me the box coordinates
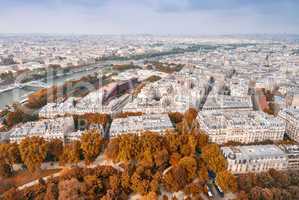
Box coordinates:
[60,141,82,165]
[216,170,238,193]
[117,134,138,162]
[82,113,110,128]
[287,186,299,200]
[120,167,131,192]
[27,86,58,109]
[196,133,208,148]
[109,174,120,191]
[150,172,161,193]
[168,112,184,125]
[201,144,227,173]
[1,188,21,200]
[184,183,203,197]
[178,156,197,181]
[236,191,249,200]
[19,137,48,172]
[163,166,188,192]
[269,169,290,188]
[165,132,180,153]
[130,170,150,195]
[250,187,275,200]
[198,165,209,182]
[270,187,284,200]
[289,170,299,185]
[83,175,104,198]
[80,129,103,165]
[115,112,144,118]
[249,186,264,200]
[238,173,257,193]
[257,172,275,188]
[100,189,118,200]
[153,148,169,169]
[46,139,63,161]
[180,143,192,156]
[169,153,181,166]
[44,183,59,200]
[142,192,158,200]
[184,108,198,128]
[138,132,164,155]
[0,143,21,164]
[58,178,84,200]
[176,108,199,134]
[140,150,154,168]
[104,137,120,161]
[0,160,13,178]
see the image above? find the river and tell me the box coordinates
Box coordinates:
[0,54,174,110]
[0,63,111,110]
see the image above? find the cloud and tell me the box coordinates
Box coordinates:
[0,0,298,34]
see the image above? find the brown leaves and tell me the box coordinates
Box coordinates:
[46,139,63,162]
[201,144,227,173]
[58,178,85,200]
[82,113,111,127]
[178,156,197,181]
[163,165,188,192]
[59,141,81,165]
[0,143,21,164]
[19,136,48,172]
[216,170,238,193]
[80,129,103,165]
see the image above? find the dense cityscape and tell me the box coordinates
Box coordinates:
[0,34,298,200]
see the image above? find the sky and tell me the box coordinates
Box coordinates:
[0,0,298,35]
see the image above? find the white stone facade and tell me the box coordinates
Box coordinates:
[9,117,75,143]
[198,110,285,144]
[109,114,174,137]
[221,145,288,174]
[278,108,299,142]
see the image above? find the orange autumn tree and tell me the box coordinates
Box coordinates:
[176,108,198,134]
[27,86,59,109]
[201,144,227,173]
[168,112,184,125]
[0,142,21,164]
[216,170,238,192]
[82,113,111,128]
[19,136,48,172]
[80,129,103,165]
[115,112,144,118]
[59,141,82,165]
[178,156,197,181]
[46,139,63,161]
[104,137,120,161]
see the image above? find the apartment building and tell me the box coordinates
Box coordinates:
[109,114,174,137]
[202,95,253,111]
[123,71,206,114]
[279,144,299,170]
[221,145,288,174]
[198,110,285,144]
[9,117,74,143]
[278,108,299,142]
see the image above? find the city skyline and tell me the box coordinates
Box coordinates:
[1,0,299,35]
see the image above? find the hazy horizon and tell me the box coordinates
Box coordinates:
[0,0,299,35]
